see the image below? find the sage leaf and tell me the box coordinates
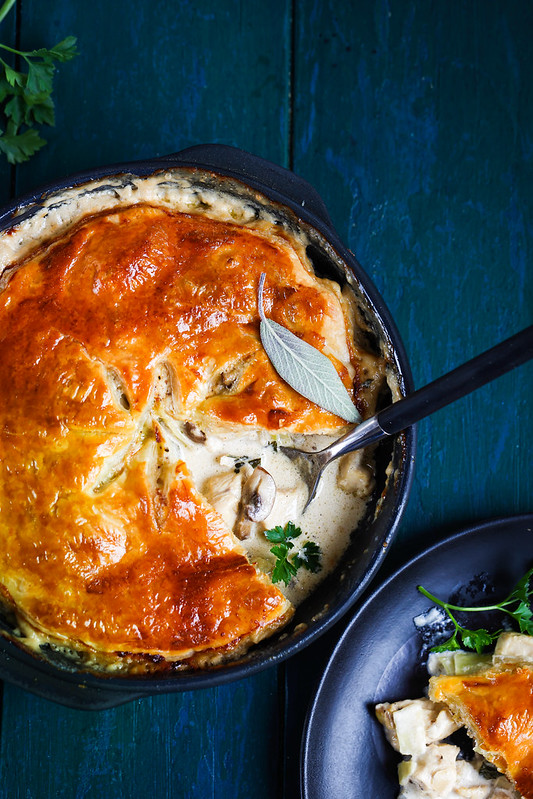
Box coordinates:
[257,273,361,423]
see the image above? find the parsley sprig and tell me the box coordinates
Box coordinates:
[264,521,322,586]
[418,566,533,653]
[0,0,77,163]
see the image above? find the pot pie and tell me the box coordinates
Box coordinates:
[376,632,533,798]
[0,169,390,675]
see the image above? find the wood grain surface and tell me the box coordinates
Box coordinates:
[0,2,531,797]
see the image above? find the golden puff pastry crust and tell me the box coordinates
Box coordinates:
[0,192,380,674]
[430,667,533,798]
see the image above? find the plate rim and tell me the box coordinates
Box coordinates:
[300,512,533,799]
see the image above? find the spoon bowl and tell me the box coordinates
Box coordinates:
[281,416,386,512]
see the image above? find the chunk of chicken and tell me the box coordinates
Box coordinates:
[202,470,242,530]
[375,698,460,755]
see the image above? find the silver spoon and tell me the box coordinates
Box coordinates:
[280,325,533,512]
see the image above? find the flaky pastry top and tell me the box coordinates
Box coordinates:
[0,199,378,671]
[430,668,533,798]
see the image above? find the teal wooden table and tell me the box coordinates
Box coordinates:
[0,2,532,797]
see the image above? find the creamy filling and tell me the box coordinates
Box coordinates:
[167,426,370,606]
[377,697,518,798]
[0,167,392,667]
[375,636,533,799]
[398,748,517,799]
[0,171,387,613]
[0,172,309,275]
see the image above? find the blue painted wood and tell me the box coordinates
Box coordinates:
[291,0,533,554]
[284,3,533,797]
[14,0,292,194]
[0,672,281,799]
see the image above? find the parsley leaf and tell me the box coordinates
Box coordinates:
[460,627,496,653]
[271,548,298,585]
[418,566,533,653]
[0,9,77,165]
[0,125,45,163]
[430,634,462,654]
[292,541,322,574]
[264,522,322,586]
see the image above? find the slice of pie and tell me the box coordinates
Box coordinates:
[430,666,533,798]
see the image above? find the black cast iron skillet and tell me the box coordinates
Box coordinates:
[0,145,415,708]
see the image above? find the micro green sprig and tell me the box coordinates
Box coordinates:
[418,566,533,654]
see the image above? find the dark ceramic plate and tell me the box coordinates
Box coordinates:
[301,514,533,799]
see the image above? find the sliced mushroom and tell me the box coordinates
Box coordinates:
[241,466,277,522]
[210,355,253,396]
[152,360,178,414]
[212,364,241,394]
[183,421,207,444]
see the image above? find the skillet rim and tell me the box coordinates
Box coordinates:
[0,144,416,706]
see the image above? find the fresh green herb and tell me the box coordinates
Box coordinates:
[257,273,361,423]
[232,456,261,474]
[292,541,322,573]
[418,566,533,653]
[0,0,77,164]
[264,521,322,586]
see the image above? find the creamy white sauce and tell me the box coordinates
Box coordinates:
[399,750,518,799]
[170,427,367,606]
[377,639,527,799]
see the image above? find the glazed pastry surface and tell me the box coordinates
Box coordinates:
[430,668,533,798]
[0,202,372,670]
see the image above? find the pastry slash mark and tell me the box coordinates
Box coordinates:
[90,360,183,522]
[105,366,131,411]
[91,412,150,494]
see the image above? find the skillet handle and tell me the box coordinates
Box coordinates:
[377,324,533,435]
[158,144,334,229]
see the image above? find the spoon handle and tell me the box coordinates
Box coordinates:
[378,324,533,436]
